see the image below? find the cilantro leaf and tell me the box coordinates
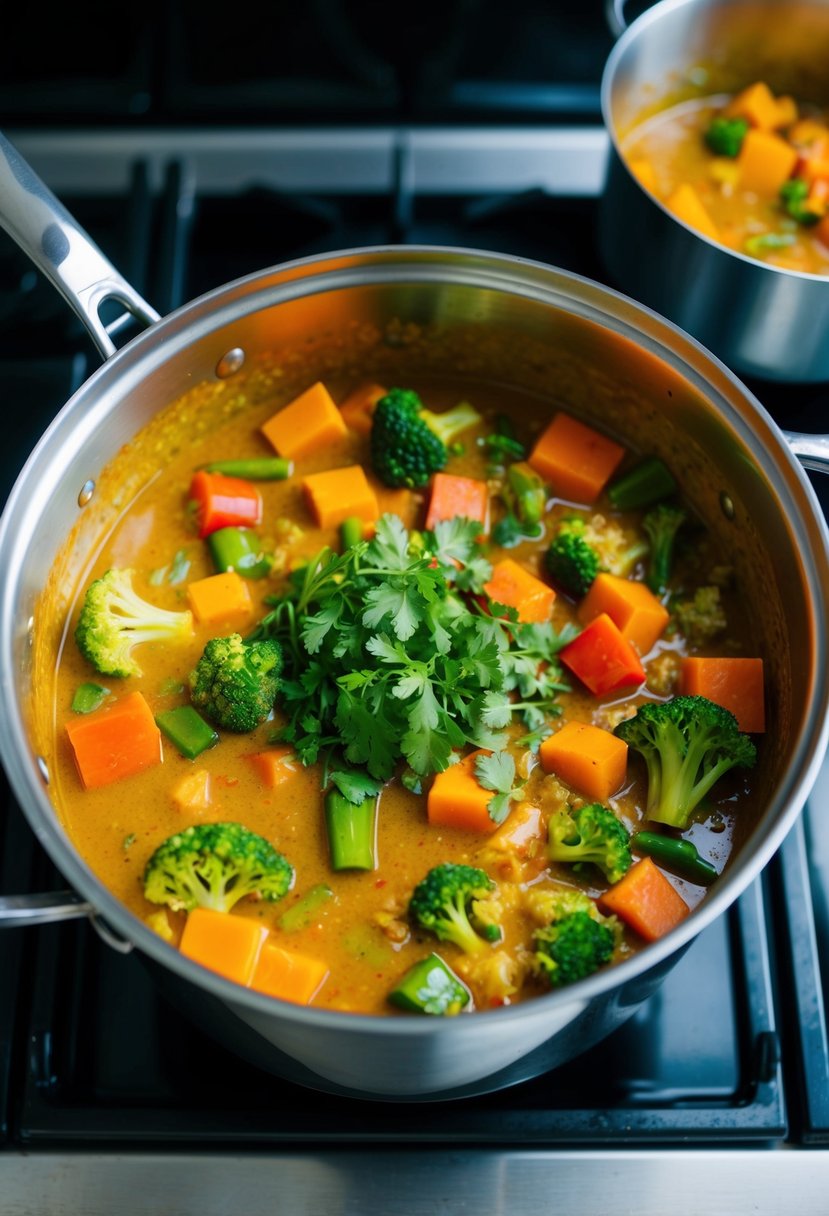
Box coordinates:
[329,768,383,805]
[474,750,525,824]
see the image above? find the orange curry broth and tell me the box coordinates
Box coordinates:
[51,377,750,1016]
[623,94,829,276]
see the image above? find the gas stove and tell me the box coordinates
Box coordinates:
[2,6,829,1210]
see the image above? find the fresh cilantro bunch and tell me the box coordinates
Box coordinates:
[253,515,573,781]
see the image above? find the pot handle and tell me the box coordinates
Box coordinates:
[0,891,134,954]
[784,430,829,474]
[0,131,160,361]
[604,0,631,38]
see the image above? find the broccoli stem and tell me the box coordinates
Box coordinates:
[633,831,718,885]
[608,457,677,511]
[388,953,470,1015]
[203,457,293,480]
[324,790,378,871]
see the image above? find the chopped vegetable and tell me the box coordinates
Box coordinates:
[738,129,799,195]
[529,888,619,987]
[339,382,387,435]
[424,473,489,534]
[189,633,282,733]
[632,830,718,885]
[559,613,646,696]
[547,802,633,884]
[427,752,505,834]
[642,504,686,595]
[71,682,109,714]
[598,857,689,941]
[724,81,787,131]
[179,906,269,985]
[388,953,471,1015]
[409,863,502,955]
[370,388,482,488]
[249,939,329,1004]
[483,558,556,624]
[672,585,727,645]
[202,457,293,480]
[529,413,625,504]
[324,788,378,871]
[545,519,601,598]
[74,567,193,678]
[679,656,765,733]
[302,465,380,530]
[170,768,212,815]
[279,884,335,932]
[340,515,365,550]
[247,746,299,787]
[539,720,628,803]
[577,572,669,656]
[155,705,219,760]
[666,183,720,241]
[207,527,273,579]
[186,571,254,625]
[260,381,348,460]
[493,461,547,545]
[704,116,749,158]
[780,178,823,225]
[188,470,262,539]
[65,690,162,789]
[608,457,678,511]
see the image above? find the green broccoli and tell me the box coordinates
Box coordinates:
[370,388,481,488]
[189,633,282,732]
[545,518,601,597]
[530,888,619,988]
[705,115,749,157]
[643,504,687,595]
[74,567,193,678]
[409,863,502,955]
[780,178,823,225]
[547,803,633,884]
[614,694,757,829]
[493,462,548,546]
[143,821,294,912]
[672,585,727,645]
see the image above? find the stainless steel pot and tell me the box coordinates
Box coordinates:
[599,0,829,382]
[1,132,828,1100]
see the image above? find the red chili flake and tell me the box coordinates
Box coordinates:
[374,878,387,888]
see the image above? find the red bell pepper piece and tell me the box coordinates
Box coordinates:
[189,471,263,538]
[559,612,646,696]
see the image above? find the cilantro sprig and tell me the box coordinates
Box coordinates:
[253,515,573,781]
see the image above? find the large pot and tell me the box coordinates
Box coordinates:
[599,0,829,383]
[0,133,828,1100]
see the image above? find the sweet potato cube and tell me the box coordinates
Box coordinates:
[247,746,299,788]
[171,768,213,815]
[578,573,669,656]
[187,571,253,624]
[250,940,329,1004]
[679,656,765,733]
[483,558,556,623]
[65,691,163,790]
[339,382,387,435]
[529,413,625,505]
[424,473,489,533]
[598,857,689,942]
[179,907,269,986]
[666,183,720,242]
[539,720,628,802]
[724,81,783,131]
[261,381,348,460]
[302,465,379,530]
[560,613,647,696]
[427,751,500,835]
[629,158,657,193]
[774,95,799,129]
[738,130,799,195]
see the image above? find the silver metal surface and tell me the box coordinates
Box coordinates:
[599,0,829,382]
[786,431,829,474]
[0,132,160,358]
[0,889,93,926]
[2,1149,829,1216]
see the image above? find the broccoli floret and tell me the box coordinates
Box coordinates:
[545,519,601,597]
[529,888,619,988]
[643,504,687,595]
[547,803,633,884]
[189,633,282,732]
[673,585,727,645]
[370,388,481,488]
[74,567,193,678]
[614,694,757,829]
[409,863,502,955]
[780,178,823,225]
[143,821,294,913]
[705,115,749,157]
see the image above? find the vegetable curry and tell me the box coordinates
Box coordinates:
[50,373,764,1017]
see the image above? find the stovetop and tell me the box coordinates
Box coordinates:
[3,6,829,1211]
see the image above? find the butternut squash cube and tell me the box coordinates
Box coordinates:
[738,130,799,195]
[179,907,268,986]
[529,413,625,505]
[578,573,669,656]
[302,465,380,530]
[339,382,387,435]
[247,746,299,788]
[666,183,720,242]
[483,558,556,623]
[187,571,253,624]
[724,81,783,131]
[679,656,765,733]
[261,381,347,460]
[250,940,329,1004]
[539,720,628,802]
[427,751,501,835]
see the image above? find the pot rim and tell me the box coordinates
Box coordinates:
[599,0,829,283]
[1,241,827,1040]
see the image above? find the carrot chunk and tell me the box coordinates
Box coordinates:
[186,571,253,624]
[179,907,268,985]
[427,751,500,835]
[559,613,646,696]
[578,573,669,656]
[818,215,829,248]
[339,382,387,435]
[424,473,489,533]
[538,720,628,802]
[666,183,720,242]
[528,413,625,505]
[679,656,765,733]
[598,857,689,942]
[738,129,799,195]
[724,81,784,131]
[303,465,380,530]
[483,558,556,623]
[250,939,329,1004]
[188,471,262,539]
[247,746,300,788]
[261,381,348,460]
[65,690,162,790]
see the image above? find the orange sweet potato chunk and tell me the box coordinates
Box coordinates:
[578,573,669,656]
[483,558,556,623]
[250,940,329,1004]
[303,465,380,530]
[261,381,348,460]
[187,571,253,624]
[65,691,163,790]
[339,382,387,435]
[738,129,799,195]
[179,908,269,986]
[427,751,500,835]
[598,857,689,942]
[528,413,625,504]
[539,720,628,802]
[724,81,784,131]
[666,183,720,242]
[247,746,300,788]
[679,656,765,733]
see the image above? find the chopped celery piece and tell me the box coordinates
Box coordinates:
[279,884,335,932]
[324,789,377,871]
[388,953,471,1015]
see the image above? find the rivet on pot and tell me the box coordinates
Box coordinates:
[36,756,49,785]
[216,348,245,378]
[78,480,95,507]
[720,492,735,520]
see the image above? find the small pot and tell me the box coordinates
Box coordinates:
[599,0,829,382]
[0,133,828,1099]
